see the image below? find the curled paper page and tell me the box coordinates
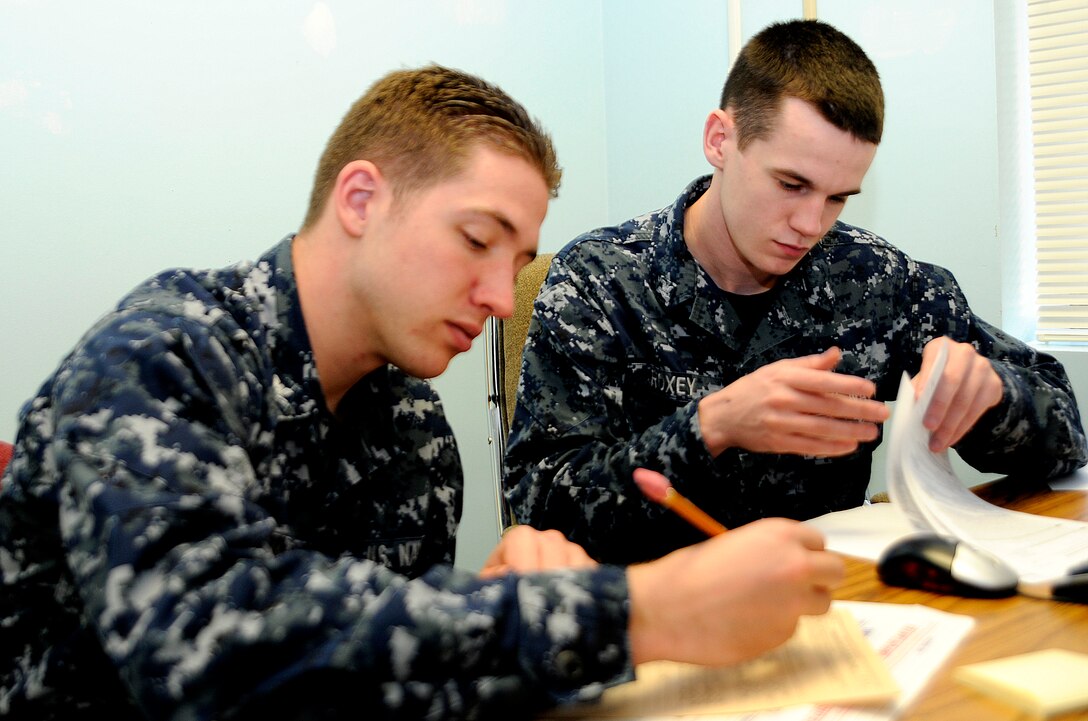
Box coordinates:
[884,340,1088,582]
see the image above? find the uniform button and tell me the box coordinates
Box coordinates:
[555,649,584,681]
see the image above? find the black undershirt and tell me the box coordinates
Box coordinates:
[721,287,779,342]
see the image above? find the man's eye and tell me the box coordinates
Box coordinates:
[779,180,802,192]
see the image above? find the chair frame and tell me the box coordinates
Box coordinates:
[484,316,515,535]
[483,252,555,536]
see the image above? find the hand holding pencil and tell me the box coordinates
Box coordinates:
[624,467,846,666]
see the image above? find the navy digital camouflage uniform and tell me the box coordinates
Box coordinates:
[504,177,1088,564]
[0,237,633,721]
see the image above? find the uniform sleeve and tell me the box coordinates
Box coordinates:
[903,262,1087,479]
[51,310,634,721]
[504,259,714,563]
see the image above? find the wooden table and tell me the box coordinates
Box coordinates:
[834,480,1088,720]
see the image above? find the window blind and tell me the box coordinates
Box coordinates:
[1028,0,1088,344]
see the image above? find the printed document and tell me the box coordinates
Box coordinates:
[542,607,897,718]
[884,341,1088,582]
[541,602,972,721]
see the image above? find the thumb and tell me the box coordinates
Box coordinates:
[912,336,948,400]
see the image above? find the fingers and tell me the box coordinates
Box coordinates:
[478,526,597,579]
[477,564,511,580]
[807,551,847,610]
[801,585,834,617]
[756,520,845,593]
[916,337,1003,451]
[767,523,842,615]
[792,521,828,551]
[927,367,987,450]
[699,348,890,458]
[794,345,843,371]
[769,397,885,438]
[787,351,881,405]
[627,518,846,667]
[735,375,888,456]
[792,387,888,421]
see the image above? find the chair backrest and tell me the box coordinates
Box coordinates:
[485,252,554,532]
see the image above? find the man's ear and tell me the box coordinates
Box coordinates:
[334,160,386,236]
[703,109,736,170]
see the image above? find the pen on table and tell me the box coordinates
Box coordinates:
[1018,561,1088,604]
[632,467,728,537]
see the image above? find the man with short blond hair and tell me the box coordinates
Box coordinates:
[1,63,845,720]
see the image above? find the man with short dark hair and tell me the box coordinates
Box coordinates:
[505,20,1087,564]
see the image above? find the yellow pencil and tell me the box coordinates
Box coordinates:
[632,467,728,537]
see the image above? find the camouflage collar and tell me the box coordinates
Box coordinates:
[261,235,325,421]
[647,177,837,350]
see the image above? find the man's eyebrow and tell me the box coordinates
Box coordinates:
[469,207,517,235]
[775,169,862,198]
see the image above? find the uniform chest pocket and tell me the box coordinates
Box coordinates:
[622,363,724,426]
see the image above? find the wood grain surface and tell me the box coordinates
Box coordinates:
[834,481,1088,720]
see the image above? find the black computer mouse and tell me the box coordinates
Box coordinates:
[877,533,1019,598]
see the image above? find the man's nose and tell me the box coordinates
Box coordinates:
[474,269,516,319]
[790,196,825,239]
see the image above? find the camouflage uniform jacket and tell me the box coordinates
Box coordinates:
[0,237,632,721]
[505,177,1087,564]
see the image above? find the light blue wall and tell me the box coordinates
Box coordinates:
[597,0,731,225]
[824,0,1001,324]
[3,1,1085,571]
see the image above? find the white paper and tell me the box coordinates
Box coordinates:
[804,503,915,562]
[805,602,975,721]
[884,341,1088,582]
[651,602,975,721]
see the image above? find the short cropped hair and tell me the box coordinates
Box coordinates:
[721,20,884,149]
[302,64,561,229]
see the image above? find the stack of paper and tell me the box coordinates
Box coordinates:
[543,607,897,718]
[883,342,1088,582]
[954,649,1088,717]
[542,601,973,721]
[711,602,975,721]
